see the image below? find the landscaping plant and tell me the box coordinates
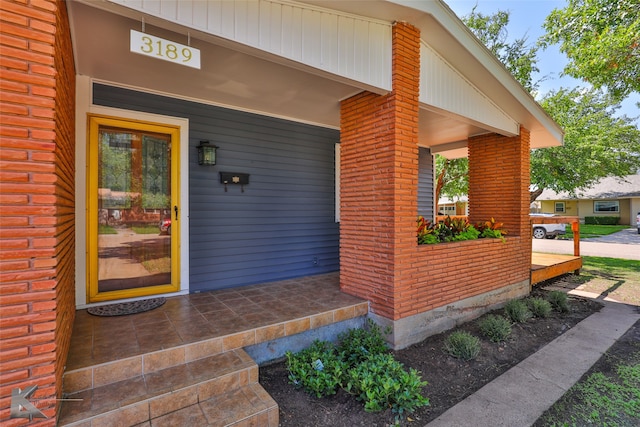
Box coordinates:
[344,353,429,414]
[336,320,389,366]
[546,290,569,313]
[443,331,481,360]
[504,299,533,323]
[478,314,512,343]
[286,324,430,416]
[417,215,506,244]
[285,340,346,398]
[528,297,553,318]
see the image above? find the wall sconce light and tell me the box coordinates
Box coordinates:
[197,141,218,166]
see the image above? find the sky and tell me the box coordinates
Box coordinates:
[446,0,640,125]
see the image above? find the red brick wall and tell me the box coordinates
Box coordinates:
[340,22,420,320]
[0,1,75,424]
[340,22,532,321]
[468,127,532,237]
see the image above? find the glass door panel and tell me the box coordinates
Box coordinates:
[88,116,179,302]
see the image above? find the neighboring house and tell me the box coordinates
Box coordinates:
[438,196,469,216]
[536,175,640,226]
[0,0,563,423]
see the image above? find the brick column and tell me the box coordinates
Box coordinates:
[339,22,420,320]
[0,0,76,424]
[468,127,531,238]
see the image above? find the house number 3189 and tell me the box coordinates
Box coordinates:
[139,36,193,62]
[130,29,201,69]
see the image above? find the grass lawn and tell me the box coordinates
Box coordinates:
[535,257,640,427]
[98,225,118,234]
[131,225,161,234]
[563,224,629,239]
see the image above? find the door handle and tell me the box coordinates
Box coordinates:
[174,205,178,220]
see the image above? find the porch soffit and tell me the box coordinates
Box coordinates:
[68,0,562,154]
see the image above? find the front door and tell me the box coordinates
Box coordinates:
[87,115,180,303]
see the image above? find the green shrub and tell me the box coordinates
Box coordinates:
[504,299,533,323]
[344,353,429,414]
[584,216,619,225]
[547,290,569,313]
[478,315,512,342]
[286,340,346,397]
[443,331,481,360]
[452,226,481,241]
[287,325,430,416]
[528,297,553,318]
[337,320,389,367]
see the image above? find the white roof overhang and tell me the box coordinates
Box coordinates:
[67,0,562,157]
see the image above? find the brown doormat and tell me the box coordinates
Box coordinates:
[87,297,166,317]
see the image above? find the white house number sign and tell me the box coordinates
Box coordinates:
[130,30,201,69]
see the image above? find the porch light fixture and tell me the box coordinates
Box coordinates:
[197,141,218,166]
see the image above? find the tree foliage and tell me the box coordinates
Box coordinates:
[437,7,541,203]
[532,88,640,196]
[437,7,640,204]
[435,156,468,213]
[464,7,540,92]
[541,0,640,100]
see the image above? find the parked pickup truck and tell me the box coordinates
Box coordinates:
[530,213,568,239]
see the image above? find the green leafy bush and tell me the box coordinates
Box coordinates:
[344,353,429,414]
[584,216,619,225]
[452,226,481,241]
[287,325,430,416]
[417,215,506,244]
[528,297,552,318]
[443,331,481,360]
[337,320,389,367]
[478,315,512,343]
[286,340,346,397]
[546,290,569,313]
[504,299,533,323]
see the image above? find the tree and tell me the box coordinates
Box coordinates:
[438,7,640,204]
[434,156,468,214]
[436,7,541,203]
[541,0,640,101]
[532,88,640,198]
[464,7,540,92]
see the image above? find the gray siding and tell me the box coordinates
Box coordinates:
[93,84,339,292]
[418,147,434,218]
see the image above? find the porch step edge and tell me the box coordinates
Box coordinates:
[58,349,258,426]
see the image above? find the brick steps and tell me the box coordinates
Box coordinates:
[58,349,278,426]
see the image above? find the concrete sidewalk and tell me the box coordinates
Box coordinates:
[426,300,640,427]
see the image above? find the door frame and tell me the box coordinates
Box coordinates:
[75,77,190,307]
[87,114,181,302]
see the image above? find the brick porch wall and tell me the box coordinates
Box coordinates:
[340,22,532,339]
[340,22,420,321]
[0,1,76,425]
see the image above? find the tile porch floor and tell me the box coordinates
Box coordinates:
[62,272,368,426]
[67,272,368,371]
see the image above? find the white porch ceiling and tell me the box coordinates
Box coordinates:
[67,0,562,159]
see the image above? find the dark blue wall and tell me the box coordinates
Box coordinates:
[93,83,339,292]
[418,147,434,218]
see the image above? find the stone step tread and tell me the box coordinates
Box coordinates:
[59,349,258,426]
[150,383,279,426]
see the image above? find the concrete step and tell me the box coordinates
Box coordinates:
[58,348,278,426]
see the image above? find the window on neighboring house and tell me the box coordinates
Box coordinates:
[554,202,565,213]
[594,200,619,213]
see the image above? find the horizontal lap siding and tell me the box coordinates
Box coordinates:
[93,84,339,292]
[418,147,433,218]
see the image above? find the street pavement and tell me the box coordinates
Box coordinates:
[532,227,640,261]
